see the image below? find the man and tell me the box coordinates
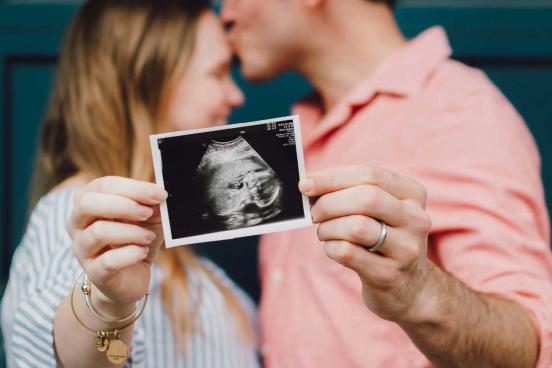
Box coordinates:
[222,0,552,367]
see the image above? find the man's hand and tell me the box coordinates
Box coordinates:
[298,165,540,368]
[299,164,433,323]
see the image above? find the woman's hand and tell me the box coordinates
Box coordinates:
[67,176,167,314]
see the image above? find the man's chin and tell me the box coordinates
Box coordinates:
[239,62,279,83]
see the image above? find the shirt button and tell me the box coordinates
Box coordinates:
[271,269,283,283]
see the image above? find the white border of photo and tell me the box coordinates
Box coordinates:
[150,115,313,247]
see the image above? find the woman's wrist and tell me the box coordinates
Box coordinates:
[90,284,137,320]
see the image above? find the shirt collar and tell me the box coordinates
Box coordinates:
[348,26,453,105]
[295,26,453,148]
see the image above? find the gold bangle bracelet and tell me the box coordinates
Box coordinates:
[69,271,147,364]
[70,272,145,332]
[81,272,148,325]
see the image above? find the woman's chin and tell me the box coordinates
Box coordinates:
[212,115,230,127]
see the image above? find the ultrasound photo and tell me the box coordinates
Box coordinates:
[150,116,312,247]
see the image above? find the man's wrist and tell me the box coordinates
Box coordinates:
[397,262,450,329]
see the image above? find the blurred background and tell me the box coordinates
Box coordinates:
[0,0,551,366]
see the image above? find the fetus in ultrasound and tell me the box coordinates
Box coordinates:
[194,136,283,230]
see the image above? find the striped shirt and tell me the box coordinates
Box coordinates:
[1,187,260,367]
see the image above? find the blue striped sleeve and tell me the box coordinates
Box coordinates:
[1,188,146,367]
[1,190,77,367]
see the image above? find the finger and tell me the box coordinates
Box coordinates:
[87,245,150,279]
[83,176,167,206]
[316,215,419,262]
[299,165,427,207]
[324,240,400,289]
[311,184,405,226]
[143,229,163,265]
[75,221,156,260]
[144,205,162,225]
[124,205,163,226]
[72,192,154,229]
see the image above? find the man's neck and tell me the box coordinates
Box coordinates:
[298,3,406,113]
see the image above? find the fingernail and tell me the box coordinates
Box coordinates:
[138,206,153,219]
[150,188,168,202]
[145,231,156,241]
[299,178,314,195]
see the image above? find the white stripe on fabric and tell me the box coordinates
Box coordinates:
[1,186,259,368]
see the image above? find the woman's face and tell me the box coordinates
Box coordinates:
[165,11,244,131]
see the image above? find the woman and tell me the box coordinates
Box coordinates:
[0,1,259,367]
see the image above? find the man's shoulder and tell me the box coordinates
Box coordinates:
[425,59,503,105]
[411,58,539,166]
[413,58,525,133]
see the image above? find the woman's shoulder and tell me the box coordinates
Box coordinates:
[28,185,80,229]
[37,184,79,207]
[21,184,81,257]
[6,184,83,292]
[30,174,89,220]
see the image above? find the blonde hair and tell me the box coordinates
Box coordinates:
[33,0,253,350]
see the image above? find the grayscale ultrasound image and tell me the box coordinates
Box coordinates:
[195,136,284,230]
[157,119,305,240]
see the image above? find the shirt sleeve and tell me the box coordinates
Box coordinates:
[414,77,552,367]
[0,188,146,367]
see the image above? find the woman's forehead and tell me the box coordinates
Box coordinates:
[192,11,233,68]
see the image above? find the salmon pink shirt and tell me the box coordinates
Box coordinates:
[258,27,552,367]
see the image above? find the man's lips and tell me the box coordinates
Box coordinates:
[227,32,240,52]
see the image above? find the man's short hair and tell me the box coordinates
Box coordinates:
[367,0,396,8]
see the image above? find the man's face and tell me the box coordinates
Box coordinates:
[221,0,305,81]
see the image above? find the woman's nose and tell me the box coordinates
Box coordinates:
[227,79,245,107]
